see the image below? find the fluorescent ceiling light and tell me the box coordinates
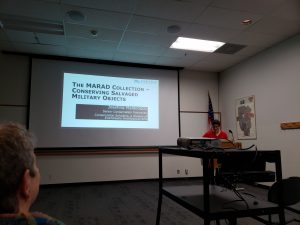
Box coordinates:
[0,14,64,35]
[170,37,225,52]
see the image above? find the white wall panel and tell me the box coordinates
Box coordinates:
[219,34,300,178]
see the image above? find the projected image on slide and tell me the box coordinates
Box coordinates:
[61,73,159,128]
[76,105,148,121]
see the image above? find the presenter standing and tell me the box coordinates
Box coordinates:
[202,119,228,185]
[203,119,228,139]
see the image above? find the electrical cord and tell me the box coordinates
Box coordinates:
[223,199,246,205]
[221,176,250,210]
[240,144,256,150]
[240,192,256,198]
[250,145,258,163]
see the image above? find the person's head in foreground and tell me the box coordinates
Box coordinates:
[0,122,65,225]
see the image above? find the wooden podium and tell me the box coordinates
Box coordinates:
[212,140,242,168]
[221,139,242,149]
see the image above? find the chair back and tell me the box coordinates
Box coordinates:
[268,176,300,206]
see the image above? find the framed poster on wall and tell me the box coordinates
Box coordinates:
[235,95,257,139]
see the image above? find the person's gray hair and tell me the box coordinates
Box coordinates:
[0,122,36,213]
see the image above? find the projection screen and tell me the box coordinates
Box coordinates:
[29,58,179,148]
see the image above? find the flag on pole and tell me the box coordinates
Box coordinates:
[208,92,214,129]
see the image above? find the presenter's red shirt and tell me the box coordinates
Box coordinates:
[202,130,228,139]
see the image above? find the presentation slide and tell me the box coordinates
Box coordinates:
[29,58,179,148]
[61,73,159,129]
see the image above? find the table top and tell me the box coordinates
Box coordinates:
[159,146,280,160]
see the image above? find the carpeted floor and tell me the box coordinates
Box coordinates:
[32,179,300,225]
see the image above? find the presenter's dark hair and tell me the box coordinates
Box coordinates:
[0,122,36,213]
[212,119,221,126]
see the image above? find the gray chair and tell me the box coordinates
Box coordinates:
[255,176,300,224]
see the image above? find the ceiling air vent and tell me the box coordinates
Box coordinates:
[215,43,246,54]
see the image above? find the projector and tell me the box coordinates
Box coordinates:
[177,137,221,148]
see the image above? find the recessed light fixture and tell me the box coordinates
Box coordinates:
[90,29,98,37]
[242,19,252,25]
[170,37,225,52]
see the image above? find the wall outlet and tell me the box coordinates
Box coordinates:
[185,169,189,175]
[177,169,180,174]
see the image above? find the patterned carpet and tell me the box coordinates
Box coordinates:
[32,179,300,225]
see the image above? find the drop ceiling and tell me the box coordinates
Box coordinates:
[0,0,299,72]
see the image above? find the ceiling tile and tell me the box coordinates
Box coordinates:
[162,48,208,59]
[66,46,115,60]
[0,40,15,51]
[229,31,287,47]
[63,5,131,30]
[36,0,61,2]
[118,43,167,56]
[66,37,119,51]
[0,0,298,72]
[234,45,266,57]
[113,51,158,65]
[183,23,241,42]
[187,64,218,72]
[135,0,211,22]
[195,7,262,30]
[211,0,285,15]
[0,0,63,21]
[156,53,206,67]
[13,42,66,55]
[247,16,300,36]
[62,0,137,13]
[157,48,209,67]
[122,31,175,46]
[36,33,66,46]
[190,53,245,71]
[65,23,123,42]
[155,56,188,67]
[0,29,8,41]
[5,30,36,43]
[127,15,191,35]
[271,0,300,22]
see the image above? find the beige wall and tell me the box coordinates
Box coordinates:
[219,34,300,178]
[4,31,299,184]
[0,53,219,184]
